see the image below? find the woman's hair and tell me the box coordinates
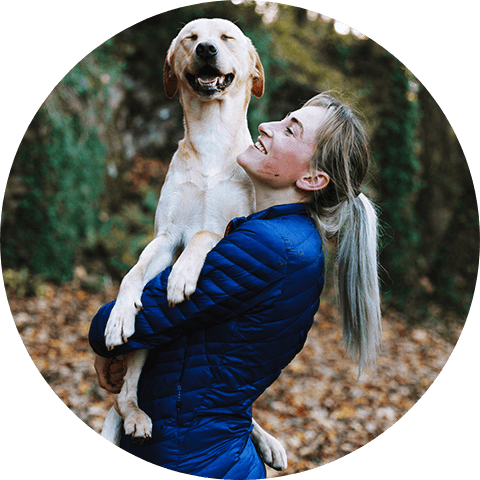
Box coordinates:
[303,92,382,376]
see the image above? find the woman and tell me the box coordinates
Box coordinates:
[89,92,381,478]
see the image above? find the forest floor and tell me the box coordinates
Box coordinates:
[8,279,463,476]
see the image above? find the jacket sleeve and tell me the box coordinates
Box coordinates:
[89,222,287,357]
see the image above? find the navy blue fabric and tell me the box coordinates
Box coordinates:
[89,203,324,479]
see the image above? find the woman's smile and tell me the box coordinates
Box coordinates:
[237,106,329,192]
[254,138,267,155]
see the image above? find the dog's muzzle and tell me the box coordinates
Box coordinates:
[186,41,235,97]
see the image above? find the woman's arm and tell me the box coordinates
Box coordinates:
[89,222,287,358]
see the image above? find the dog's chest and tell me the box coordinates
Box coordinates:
[182,164,250,204]
[173,148,243,190]
[161,159,253,234]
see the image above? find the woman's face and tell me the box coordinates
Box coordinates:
[237,106,328,190]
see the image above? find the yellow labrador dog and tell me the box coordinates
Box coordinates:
[100,18,287,471]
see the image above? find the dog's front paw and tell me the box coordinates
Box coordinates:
[167,261,200,307]
[252,430,288,471]
[104,299,143,349]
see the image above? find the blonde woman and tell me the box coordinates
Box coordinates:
[90,92,381,479]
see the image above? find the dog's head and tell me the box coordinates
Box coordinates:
[163,18,264,100]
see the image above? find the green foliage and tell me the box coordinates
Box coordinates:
[428,147,480,314]
[97,191,155,275]
[1,42,124,282]
[372,59,423,304]
[3,267,48,298]
[3,109,104,282]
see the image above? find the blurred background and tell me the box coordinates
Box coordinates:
[3,0,478,315]
[2,0,478,475]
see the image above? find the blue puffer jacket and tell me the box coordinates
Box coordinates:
[89,203,325,479]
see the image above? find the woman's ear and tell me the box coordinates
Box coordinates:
[296,171,330,192]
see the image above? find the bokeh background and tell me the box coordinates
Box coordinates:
[2,0,478,477]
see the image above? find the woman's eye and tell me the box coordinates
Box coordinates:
[286,126,294,135]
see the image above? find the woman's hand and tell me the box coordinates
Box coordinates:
[94,354,127,394]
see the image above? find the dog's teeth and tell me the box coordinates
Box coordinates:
[197,76,219,86]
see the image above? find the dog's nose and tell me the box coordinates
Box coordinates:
[196,42,218,60]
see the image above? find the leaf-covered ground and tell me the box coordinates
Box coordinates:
[8,281,462,476]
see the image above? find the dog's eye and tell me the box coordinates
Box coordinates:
[189,34,198,41]
[221,34,233,41]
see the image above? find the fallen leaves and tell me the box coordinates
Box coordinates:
[7,282,462,476]
[253,296,462,476]
[8,282,118,434]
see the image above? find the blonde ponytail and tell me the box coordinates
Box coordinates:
[337,194,381,375]
[304,92,382,376]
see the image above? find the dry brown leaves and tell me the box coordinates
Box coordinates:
[8,282,461,476]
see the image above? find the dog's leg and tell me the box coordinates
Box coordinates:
[167,231,222,306]
[101,406,123,445]
[250,418,288,471]
[114,349,152,442]
[103,234,178,443]
[105,233,177,348]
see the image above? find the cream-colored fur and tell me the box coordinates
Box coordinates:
[100,18,287,471]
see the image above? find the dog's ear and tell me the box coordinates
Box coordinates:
[251,50,265,99]
[163,47,178,99]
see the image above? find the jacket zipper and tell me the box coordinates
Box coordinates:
[176,384,182,412]
[176,340,188,424]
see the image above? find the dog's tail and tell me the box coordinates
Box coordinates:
[101,406,123,445]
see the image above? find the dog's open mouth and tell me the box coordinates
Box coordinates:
[186,66,235,97]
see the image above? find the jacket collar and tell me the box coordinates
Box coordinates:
[225,203,307,236]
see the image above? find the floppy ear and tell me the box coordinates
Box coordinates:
[251,50,265,99]
[163,45,178,99]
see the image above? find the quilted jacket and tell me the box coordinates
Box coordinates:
[89,203,325,479]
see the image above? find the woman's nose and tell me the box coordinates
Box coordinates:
[259,122,274,137]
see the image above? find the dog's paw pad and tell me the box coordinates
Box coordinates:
[124,409,153,442]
